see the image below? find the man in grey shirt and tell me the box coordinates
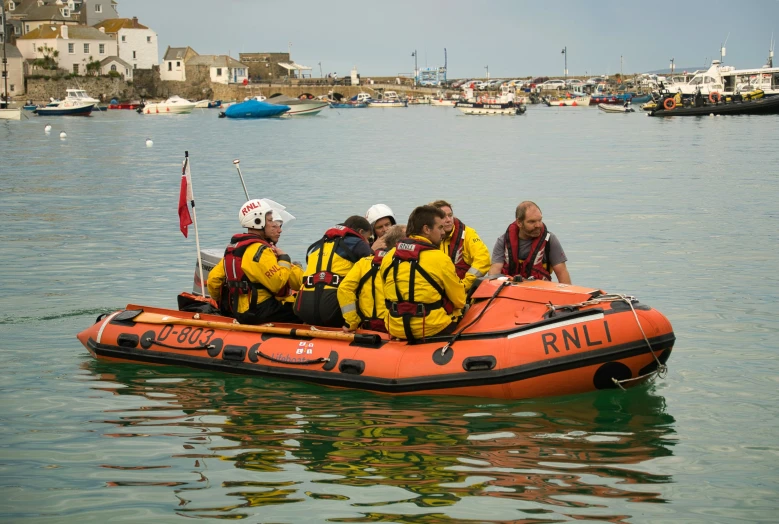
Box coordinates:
[488,201,571,284]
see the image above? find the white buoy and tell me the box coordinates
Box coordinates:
[710,113,715,117]
[44,124,52,133]
[145,138,153,147]
[60,131,67,139]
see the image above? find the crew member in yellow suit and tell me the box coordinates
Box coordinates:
[381,205,466,340]
[338,224,406,332]
[207,199,303,324]
[429,199,491,293]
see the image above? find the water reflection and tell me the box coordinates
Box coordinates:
[83,361,675,521]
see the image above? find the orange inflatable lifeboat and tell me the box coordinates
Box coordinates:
[76,279,675,400]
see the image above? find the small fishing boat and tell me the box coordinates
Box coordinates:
[138,95,197,115]
[647,92,779,116]
[630,93,652,104]
[366,90,408,107]
[329,101,367,108]
[76,278,674,400]
[23,104,38,111]
[33,99,95,116]
[543,94,591,107]
[456,101,526,115]
[598,103,635,113]
[590,93,633,105]
[219,99,290,118]
[108,102,141,110]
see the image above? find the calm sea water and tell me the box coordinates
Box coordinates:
[1,105,777,523]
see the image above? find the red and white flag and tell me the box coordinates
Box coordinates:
[178,158,193,237]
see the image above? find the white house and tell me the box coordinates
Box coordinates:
[16,23,117,75]
[185,54,248,85]
[93,17,157,70]
[160,45,197,81]
[99,55,131,80]
[0,44,26,97]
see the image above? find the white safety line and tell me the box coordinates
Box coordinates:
[96,311,121,344]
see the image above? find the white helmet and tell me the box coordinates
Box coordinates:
[365,204,396,227]
[238,199,296,229]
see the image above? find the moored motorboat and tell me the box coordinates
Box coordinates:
[366,90,408,107]
[544,94,591,107]
[33,99,95,116]
[219,99,290,118]
[647,92,779,116]
[265,94,329,115]
[139,95,197,115]
[76,278,674,400]
[630,93,653,104]
[329,101,367,108]
[598,103,635,113]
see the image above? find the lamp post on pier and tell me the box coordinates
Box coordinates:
[561,46,567,83]
[670,57,675,74]
[411,50,417,85]
[485,65,489,80]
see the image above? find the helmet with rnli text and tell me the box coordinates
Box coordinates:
[239,199,273,229]
[365,204,396,228]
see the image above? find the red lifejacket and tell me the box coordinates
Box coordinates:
[220,233,281,314]
[302,225,368,288]
[383,238,454,336]
[354,250,388,331]
[502,222,552,281]
[447,218,470,279]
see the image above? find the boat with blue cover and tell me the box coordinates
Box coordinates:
[219,99,290,119]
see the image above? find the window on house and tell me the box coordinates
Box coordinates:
[167,62,172,71]
[68,43,74,53]
[132,51,136,59]
[95,4,102,12]
[84,43,89,53]
[121,35,125,42]
[73,64,79,74]
[8,1,15,11]
[110,65,116,71]
[176,61,180,68]
[62,8,69,16]
[147,36,151,43]
[99,44,105,54]
[10,85,15,92]
[25,24,30,32]
[216,68,222,76]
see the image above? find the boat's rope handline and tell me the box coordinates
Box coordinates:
[545,294,669,387]
[145,337,215,351]
[256,350,329,366]
[441,281,510,355]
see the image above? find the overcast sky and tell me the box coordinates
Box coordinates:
[118,0,778,78]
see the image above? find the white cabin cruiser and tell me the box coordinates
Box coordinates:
[667,60,779,97]
[139,96,197,115]
[366,90,408,107]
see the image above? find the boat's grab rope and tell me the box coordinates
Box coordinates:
[547,294,669,388]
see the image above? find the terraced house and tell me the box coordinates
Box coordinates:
[16,23,116,75]
[93,16,157,70]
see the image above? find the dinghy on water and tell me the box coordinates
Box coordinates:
[77,278,674,400]
[598,103,635,113]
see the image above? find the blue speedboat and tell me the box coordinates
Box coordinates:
[220,99,290,119]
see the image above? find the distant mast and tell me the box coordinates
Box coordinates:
[769,34,775,68]
[1,0,8,107]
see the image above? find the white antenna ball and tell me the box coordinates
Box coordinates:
[60,131,67,139]
[44,124,52,133]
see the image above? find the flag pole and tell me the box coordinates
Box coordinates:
[185,151,206,296]
[233,159,250,200]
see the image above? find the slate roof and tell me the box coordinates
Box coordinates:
[17,24,114,40]
[100,55,131,68]
[186,55,246,68]
[163,46,196,61]
[93,18,150,33]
